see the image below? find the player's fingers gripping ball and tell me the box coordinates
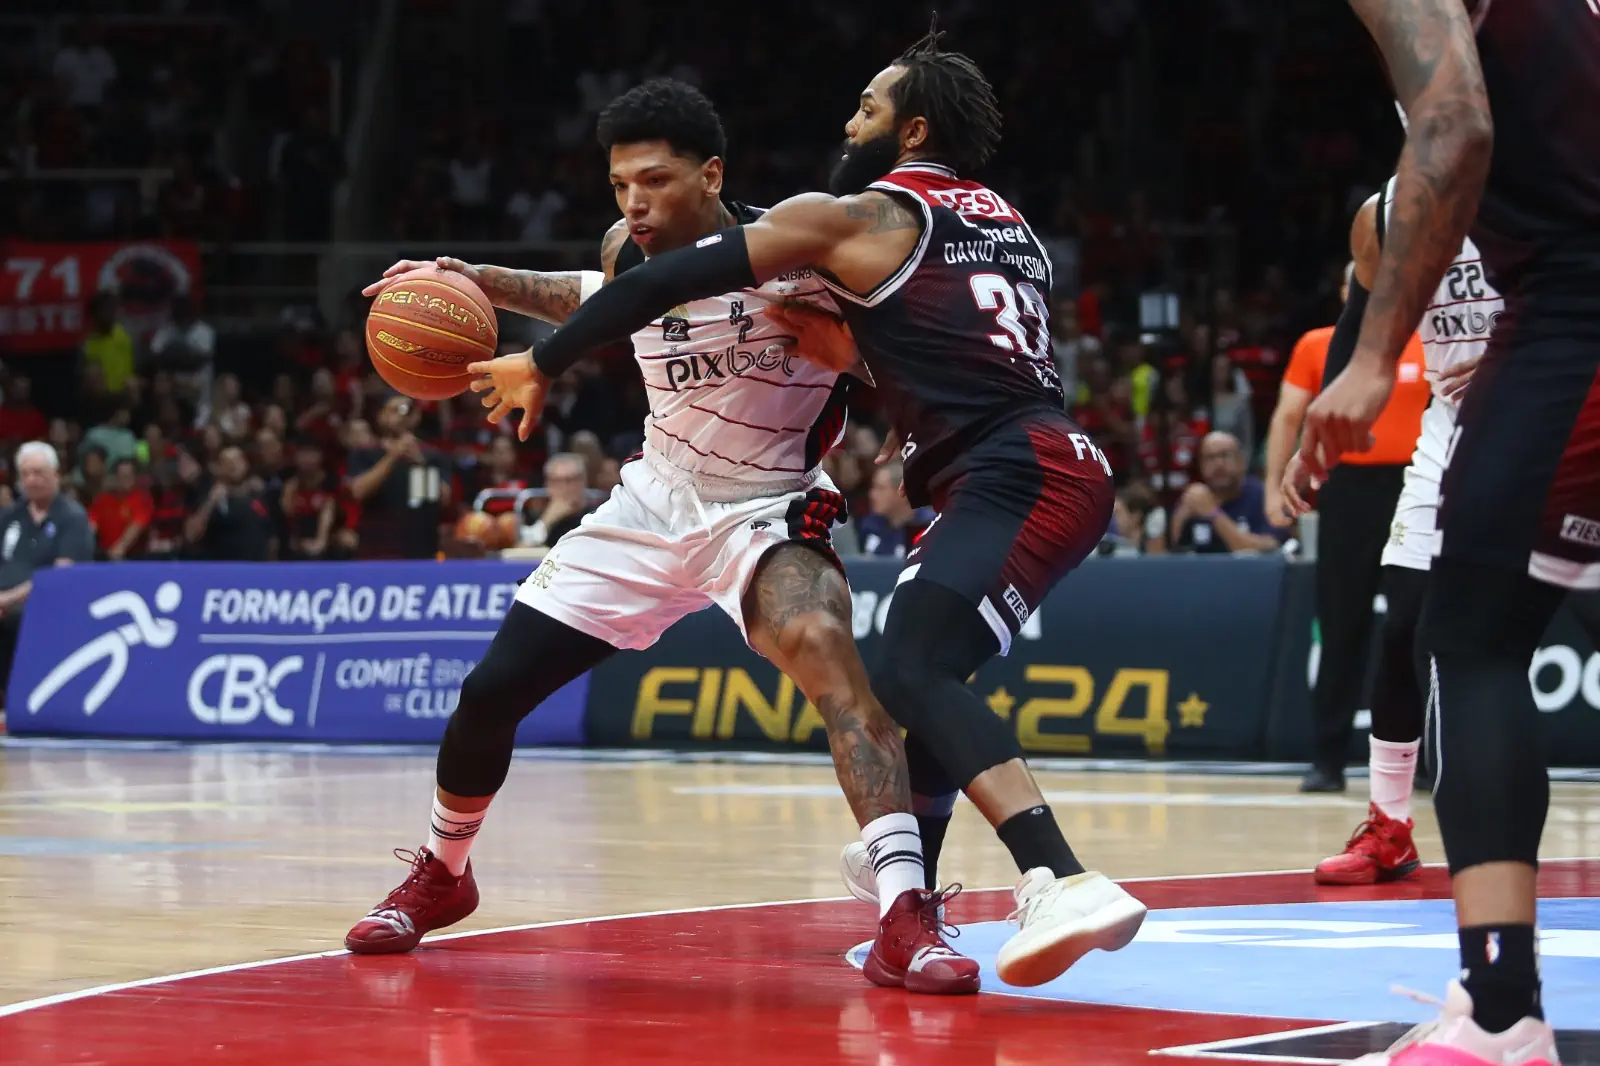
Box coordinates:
[366,267,500,400]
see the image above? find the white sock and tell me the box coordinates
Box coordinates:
[1370,737,1420,822]
[862,812,925,918]
[428,796,486,876]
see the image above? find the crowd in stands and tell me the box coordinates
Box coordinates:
[1,0,1407,563]
[2,3,348,243]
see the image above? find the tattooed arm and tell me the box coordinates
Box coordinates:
[463,221,631,323]
[1347,0,1492,372]
[360,221,630,324]
[529,190,924,378]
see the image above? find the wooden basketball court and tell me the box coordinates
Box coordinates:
[3,741,1599,1064]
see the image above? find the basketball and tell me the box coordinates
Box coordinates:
[454,509,497,547]
[365,267,498,400]
[494,511,522,549]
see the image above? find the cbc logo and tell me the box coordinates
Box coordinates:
[1529,646,1600,714]
[187,654,304,726]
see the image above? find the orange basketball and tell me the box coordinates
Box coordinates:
[365,267,498,400]
[455,510,497,546]
[494,511,522,549]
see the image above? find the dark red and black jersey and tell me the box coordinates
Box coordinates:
[285,474,337,540]
[818,164,1065,506]
[1471,0,1600,299]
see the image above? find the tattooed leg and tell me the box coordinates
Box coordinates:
[743,543,911,826]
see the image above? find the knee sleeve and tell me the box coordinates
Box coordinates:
[905,732,957,799]
[1421,558,1562,874]
[436,603,614,797]
[1370,565,1428,743]
[871,579,1022,790]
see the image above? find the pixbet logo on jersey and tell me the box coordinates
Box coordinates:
[662,345,799,389]
[1428,306,1501,339]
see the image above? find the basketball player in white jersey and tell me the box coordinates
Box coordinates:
[1284,150,1498,886]
[345,79,979,995]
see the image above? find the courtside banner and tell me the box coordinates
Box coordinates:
[582,555,1290,760]
[7,561,587,744]
[1264,567,1600,767]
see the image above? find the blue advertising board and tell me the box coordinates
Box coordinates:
[581,555,1291,759]
[6,561,587,744]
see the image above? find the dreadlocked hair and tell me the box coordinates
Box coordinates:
[888,15,1002,173]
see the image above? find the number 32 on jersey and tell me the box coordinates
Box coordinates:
[969,273,1060,390]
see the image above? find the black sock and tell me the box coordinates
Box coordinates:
[1459,924,1543,1033]
[916,813,951,891]
[995,805,1085,878]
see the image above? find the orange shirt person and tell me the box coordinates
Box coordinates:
[1263,268,1430,525]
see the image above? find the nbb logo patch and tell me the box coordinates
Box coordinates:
[661,345,801,390]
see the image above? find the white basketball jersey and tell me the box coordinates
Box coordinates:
[1379,176,1504,405]
[621,216,848,490]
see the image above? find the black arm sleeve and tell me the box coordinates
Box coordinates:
[1320,278,1370,390]
[532,226,757,378]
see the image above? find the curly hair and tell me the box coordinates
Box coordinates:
[888,17,1002,172]
[596,78,727,162]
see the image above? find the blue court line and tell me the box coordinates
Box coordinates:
[0,837,261,857]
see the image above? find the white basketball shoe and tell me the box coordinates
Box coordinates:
[995,868,1148,987]
[841,841,948,920]
[840,841,880,906]
[1345,981,1558,1065]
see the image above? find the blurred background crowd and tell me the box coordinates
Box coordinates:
[0,0,1401,563]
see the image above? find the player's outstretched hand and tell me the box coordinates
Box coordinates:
[467,349,549,441]
[1278,449,1318,521]
[361,257,484,298]
[1300,356,1393,482]
[1438,355,1482,403]
[766,298,859,373]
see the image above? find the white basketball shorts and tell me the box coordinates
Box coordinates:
[515,457,846,650]
[1381,396,1457,572]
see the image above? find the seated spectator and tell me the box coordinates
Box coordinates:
[0,442,95,692]
[200,373,252,438]
[524,452,590,549]
[856,461,932,558]
[54,23,117,110]
[82,292,135,394]
[75,445,109,502]
[83,403,139,469]
[282,438,340,561]
[1050,297,1100,400]
[1102,481,1167,557]
[90,457,154,561]
[1205,352,1255,459]
[146,454,191,560]
[148,295,216,407]
[1138,401,1203,502]
[1169,431,1285,554]
[471,435,529,514]
[186,444,275,561]
[0,377,49,448]
[346,396,450,560]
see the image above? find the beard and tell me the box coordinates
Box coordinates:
[827,131,901,196]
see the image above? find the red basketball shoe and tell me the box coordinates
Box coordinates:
[863,886,981,995]
[1314,803,1421,885]
[345,847,479,954]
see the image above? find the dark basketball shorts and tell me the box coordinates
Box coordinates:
[900,410,1115,654]
[1438,304,1600,590]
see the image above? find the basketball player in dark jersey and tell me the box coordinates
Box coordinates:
[1300,1,1598,1062]
[469,25,1148,989]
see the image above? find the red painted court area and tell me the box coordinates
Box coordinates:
[5,864,1599,1066]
